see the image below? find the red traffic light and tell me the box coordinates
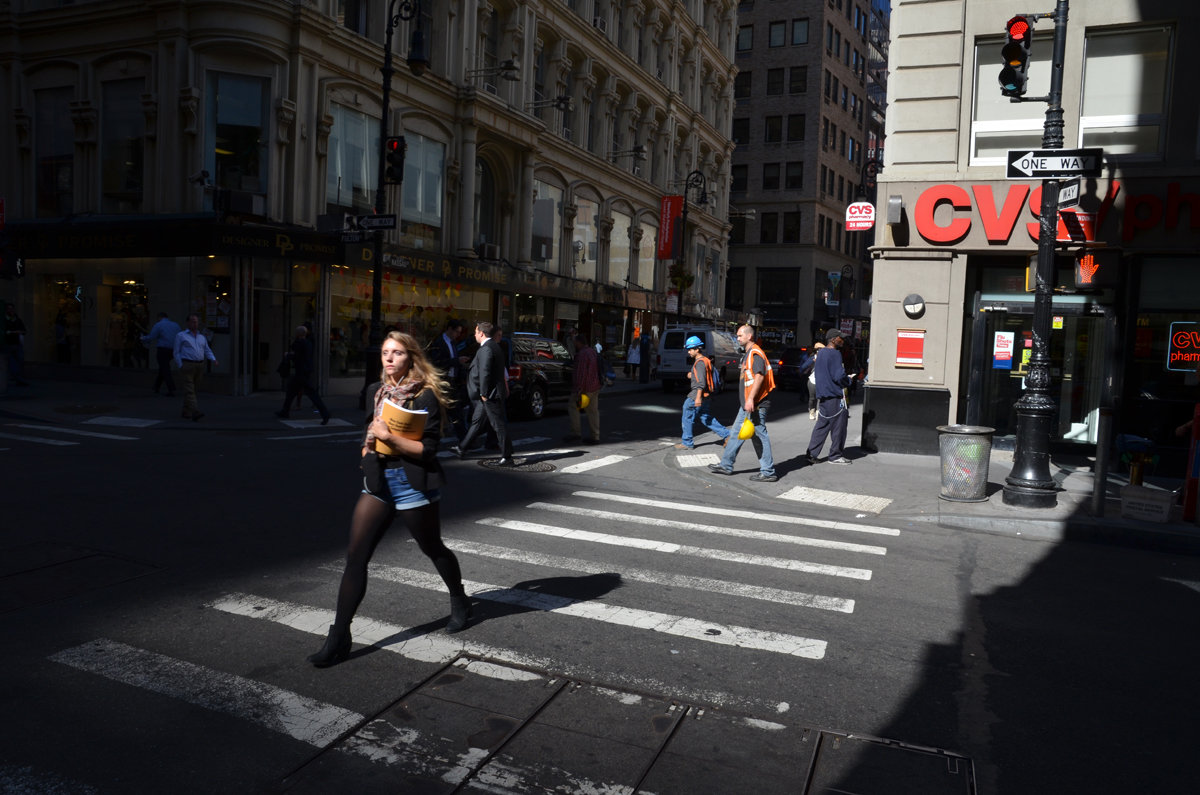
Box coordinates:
[385,138,402,153]
[1005,16,1031,41]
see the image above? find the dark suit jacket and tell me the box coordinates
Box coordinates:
[363,383,445,492]
[467,339,506,401]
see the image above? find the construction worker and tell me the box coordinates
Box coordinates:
[709,325,777,482]
[676,336,730,449]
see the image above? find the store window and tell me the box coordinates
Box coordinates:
[35,87,74,217]
[207,72,269,195]
[1080,26,1171,157]
[100,79,144,214]
[401,132,446,250]
[325,103,378,215]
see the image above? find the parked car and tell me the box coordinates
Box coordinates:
[772,346,813,391]
[655,326,740,392]
[501,332,575,419]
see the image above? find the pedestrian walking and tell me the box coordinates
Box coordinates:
[708,325,777,482]
[3,303,29,386]
[625,334,641,378]
[307,331,472,668]
[427,318,470,441]
[566,334,602,444]
[173,313,217,421]
[806,329,856,465]
[275,325,331,424]
[141,311,181,396]
[452,321,513,465]
[806,341,825,420]
[676,335,730,449]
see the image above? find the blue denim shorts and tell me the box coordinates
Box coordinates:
[363,464,440,510]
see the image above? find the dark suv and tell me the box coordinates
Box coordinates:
[500,333,575,419]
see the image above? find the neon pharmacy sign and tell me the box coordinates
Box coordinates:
[1168,322,1200,371]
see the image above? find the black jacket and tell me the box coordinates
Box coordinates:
[363,383,445,492]
[467,339,506,401]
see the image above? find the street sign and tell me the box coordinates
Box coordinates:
[1006,148,1103,179]
[845,201,876,231]
[1057,176,1082,210]
[339,231,364,243]
[357,214,397,230]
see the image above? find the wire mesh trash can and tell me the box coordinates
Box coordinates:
[937,425,995,502]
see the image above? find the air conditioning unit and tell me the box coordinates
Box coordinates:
[483,243,500,260]
[593,16,607,33]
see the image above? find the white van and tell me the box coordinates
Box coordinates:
[655,326,740,392]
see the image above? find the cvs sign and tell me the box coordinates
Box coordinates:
[845,201,876,231]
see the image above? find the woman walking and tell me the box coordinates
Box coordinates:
[308,331,472,668]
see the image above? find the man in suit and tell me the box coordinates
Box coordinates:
[428,318,469,441]
[275,325,331,424]
[452,321,513,466]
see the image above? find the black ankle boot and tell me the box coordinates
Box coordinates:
[447,595,473,633]
[307,624,351,667]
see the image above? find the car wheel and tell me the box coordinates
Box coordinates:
[526,384,547,419]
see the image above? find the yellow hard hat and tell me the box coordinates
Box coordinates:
[578,393,590,410]
[738,417,755,440]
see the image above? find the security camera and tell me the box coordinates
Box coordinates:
[188,169,210,186]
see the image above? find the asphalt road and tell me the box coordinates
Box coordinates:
[3,387,1199,793]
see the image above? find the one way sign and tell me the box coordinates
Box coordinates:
[1006,148,1103,179]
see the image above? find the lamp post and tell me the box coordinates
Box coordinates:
[672,169,707,321]
[1002,0,1068,508]
[363,0,428,402]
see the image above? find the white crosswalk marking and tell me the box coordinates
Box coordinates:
[10,424,138,440]
[677,452,721,467]
[49,638,363,747]
[527,501,888,555]
[81,417,161,427]
[779,485,893,514]
[0,432,77,446]
[559,454,629,473]
[477,517,873,580]
[573,489,901,536]
[448,538,855,612]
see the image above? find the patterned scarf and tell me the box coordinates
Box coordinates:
[365,376,424,446]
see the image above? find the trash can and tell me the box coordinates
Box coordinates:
[937,425,995,502]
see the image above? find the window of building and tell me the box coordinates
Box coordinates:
[1080,26,1171,157]
[609,209,632,286]
[325,103,379,215]
[338,0,367,35]
[787,114,806,141]
[731,164,748,192]
[732,117,750,145]
[207,72,269,196]
[757,268,799,309]
[819,165,827,194]
[573,195,598,281]
[730,216,747,244]
[841,86,848,109]
[769,21,786,47]
[35,86,74,217]
[726,267,744,311]
[839,130,846,155]
[970,33,1053,163]
[824,69,832,100]
[789,66,808,93]
[826,23,834,51]
[763,162,780,190]
[400,132,446,249]
[737,25,754,51]
[792,18,809,45]
[765,115,783,143]
[760,212,779,244]
[734,71,752,99]
[822,118,830,149]
[531,180,563,265]
[782,211,802,243]
[837,175,844,201]
[786,161,804,189]
[100,79,144,214]
[767,68,785,95]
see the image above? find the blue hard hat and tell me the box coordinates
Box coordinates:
[685,335,703,349]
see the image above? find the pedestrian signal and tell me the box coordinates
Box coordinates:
[999,16,1034,98]
[384,136,407,185]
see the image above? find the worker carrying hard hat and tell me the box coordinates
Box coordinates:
[676,335,731,450]
[708,325,777,482]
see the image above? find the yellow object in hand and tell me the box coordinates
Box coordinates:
[738,417,755,440]
[577,393,589,410]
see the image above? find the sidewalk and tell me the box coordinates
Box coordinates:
[5,373,1198,553]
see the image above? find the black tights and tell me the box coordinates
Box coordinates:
[331,493,465,629]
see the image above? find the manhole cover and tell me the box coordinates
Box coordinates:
[55,404,118,415]
[478,458,556,472]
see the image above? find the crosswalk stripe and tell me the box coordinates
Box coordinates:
[559,454,628,474]
[10,424,138,440]
[477,518,873,580]
[0,432,77,446]
[779,485,893,514]
[527,502,888,555]
[573,490,901,537]
[269,430,361,440]
[677,452,721,468]
[209,593,795,716]
[365,565,827,659]
[449,539,855,613]
[81,417,161,428]
[49,638,363,747]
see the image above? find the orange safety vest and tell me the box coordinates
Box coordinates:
[691,354,715,397]
[742,343,776,402]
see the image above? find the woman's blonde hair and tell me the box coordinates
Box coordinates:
[380,330,453,411]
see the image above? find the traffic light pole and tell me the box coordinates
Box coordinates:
[1002,0,1068,508]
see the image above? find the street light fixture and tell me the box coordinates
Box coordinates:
[609,144,647,162]
[672,169,708,320]
[526,95,574,112]
[363,0,425,402]
[466,59,521,82]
